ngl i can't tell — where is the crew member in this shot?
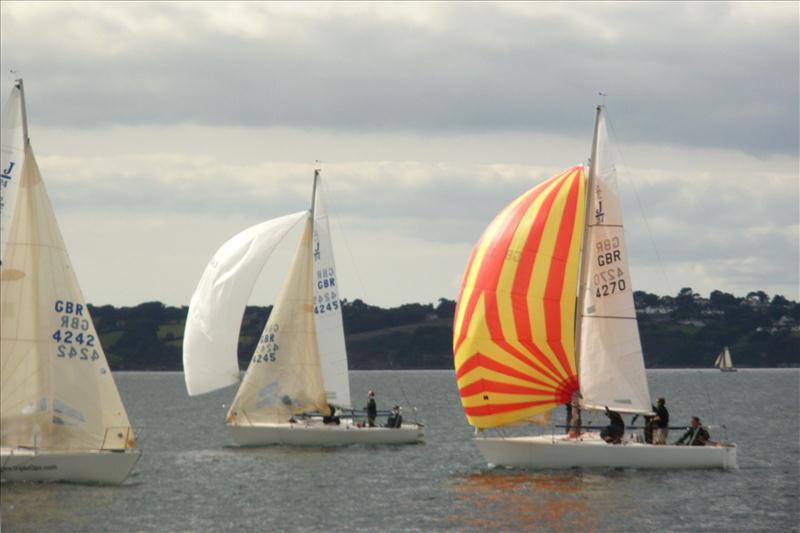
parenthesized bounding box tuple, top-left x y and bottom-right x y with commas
(385, 405, 402, 428)
(675, 416, 711, 446)
(652, 397, 669, 445)
(601, 407, 625, 444)
(365, 390, 377, 428)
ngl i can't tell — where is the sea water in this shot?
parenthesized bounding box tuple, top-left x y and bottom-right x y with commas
(1, 370, 798, 532)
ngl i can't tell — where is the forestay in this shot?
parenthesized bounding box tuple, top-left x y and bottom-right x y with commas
(312, 175, 351, 408)
(453, 167, 585, 429)
(227, 219, 328, 424)
(183, 210, 308, 396)
(577, 107, 652, 414)
(0, 80, 25, 265)
(1, 145, 133, 451)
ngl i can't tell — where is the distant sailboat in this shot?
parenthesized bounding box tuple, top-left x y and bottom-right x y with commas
(0, 79, 140, 483)
(714, 347, 736, 372)
(183, 170, 423, 446)
(452, 104, 737, 469)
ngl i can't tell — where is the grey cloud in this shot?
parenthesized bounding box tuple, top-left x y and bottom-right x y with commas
(1, 2, 797, 156)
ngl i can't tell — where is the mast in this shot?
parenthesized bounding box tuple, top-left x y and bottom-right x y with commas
(15, 78, 29, 147)
(573, 104, 603, 392)
(311, 167, 320, 220)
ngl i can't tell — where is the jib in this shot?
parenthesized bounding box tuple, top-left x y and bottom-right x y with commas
(317, 277, 336, 289)
(55, 300, 83, 315)
(597, 250, 621, 266)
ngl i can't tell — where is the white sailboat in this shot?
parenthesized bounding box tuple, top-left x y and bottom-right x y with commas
(0, 79, 140, 483)
(183, 170, 423, 446)
(453, 105, 737, 470)
(714, 346, 736, 372)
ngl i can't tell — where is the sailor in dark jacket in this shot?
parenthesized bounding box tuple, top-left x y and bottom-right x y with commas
(652, 397, 670, 445)
(385, 405, 402, 428)
(601, 407, 625, 444)
(365, 390, 377, 427)
(675, 416, 711, 446)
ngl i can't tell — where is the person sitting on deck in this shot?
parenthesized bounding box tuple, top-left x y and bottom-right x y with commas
(322, 404, 340, 425)
(675, 416, 711, 446)
(600, 407, 625, 444)
(385, 405, 403, 428)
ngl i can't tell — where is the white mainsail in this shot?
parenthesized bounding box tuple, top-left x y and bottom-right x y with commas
(0, 79, 26, 266)
(227, 218, 328, 424)
(312, 172, 351, 408)
(715, 347, 733, 369)
(1, 144, 133, 451)
(577, 106, 652, 414)
(183, 210, 308, 396)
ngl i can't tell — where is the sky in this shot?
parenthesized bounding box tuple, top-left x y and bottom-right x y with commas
(1, 1, 798, 308)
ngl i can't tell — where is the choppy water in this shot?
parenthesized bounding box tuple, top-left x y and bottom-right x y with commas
(1, 370, 798, 532)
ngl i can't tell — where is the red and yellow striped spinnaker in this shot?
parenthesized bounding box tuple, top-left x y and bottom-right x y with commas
(453, 166, 586, 429)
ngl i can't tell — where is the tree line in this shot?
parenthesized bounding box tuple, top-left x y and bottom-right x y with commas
(90, 289, 799, 371)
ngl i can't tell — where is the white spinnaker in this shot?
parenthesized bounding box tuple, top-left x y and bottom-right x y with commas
(578, 108, 652, 414)
(1, 81, 25, 266)
(0, 146, 133, 451)
(183, 210, 308, 396)
(312, 178, 351, 408)
(227, 218, 328, 424)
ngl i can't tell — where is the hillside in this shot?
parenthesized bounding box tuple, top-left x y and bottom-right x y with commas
(90, 288, 799, 371)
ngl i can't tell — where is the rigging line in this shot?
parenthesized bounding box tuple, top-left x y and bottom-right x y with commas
(319, 177, 369, 303)
(604, 109, 673, 297)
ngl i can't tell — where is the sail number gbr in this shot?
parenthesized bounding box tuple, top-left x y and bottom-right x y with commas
(52, 299, 101, 361)
(593, 238, 627, 298)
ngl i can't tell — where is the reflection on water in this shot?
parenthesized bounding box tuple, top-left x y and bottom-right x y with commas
(449, 471, 594, 531)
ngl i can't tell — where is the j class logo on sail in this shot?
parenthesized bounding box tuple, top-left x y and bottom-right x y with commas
(593, 237, 627, 298)
(252, 324, 280, 364)
(313, 237, 321, 261)
(51, 300, 101, 362)
(0, 161, 15, 212)
(1, 161, 15, 181)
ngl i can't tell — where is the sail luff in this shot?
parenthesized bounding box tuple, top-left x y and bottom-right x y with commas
(16, 79, 29, 147)
(1, 79, 26, 266)
(574, 105, 603, 385)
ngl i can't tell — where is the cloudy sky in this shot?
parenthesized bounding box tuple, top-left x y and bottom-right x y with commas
(1, 2, 798, 308)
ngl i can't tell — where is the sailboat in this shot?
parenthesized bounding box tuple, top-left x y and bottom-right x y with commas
(714, 347, 736, 372)
(183, 170, 423, 446)
(0, 79, 140, 483)
(452, 105, 737, 469)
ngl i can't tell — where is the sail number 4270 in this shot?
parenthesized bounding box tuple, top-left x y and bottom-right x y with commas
(594, 267, 627, 297)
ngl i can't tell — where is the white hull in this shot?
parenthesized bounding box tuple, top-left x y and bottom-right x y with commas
(475, 433, 737, 470)
(0, 447, 141, 484)
(227, 418, 424, 446)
